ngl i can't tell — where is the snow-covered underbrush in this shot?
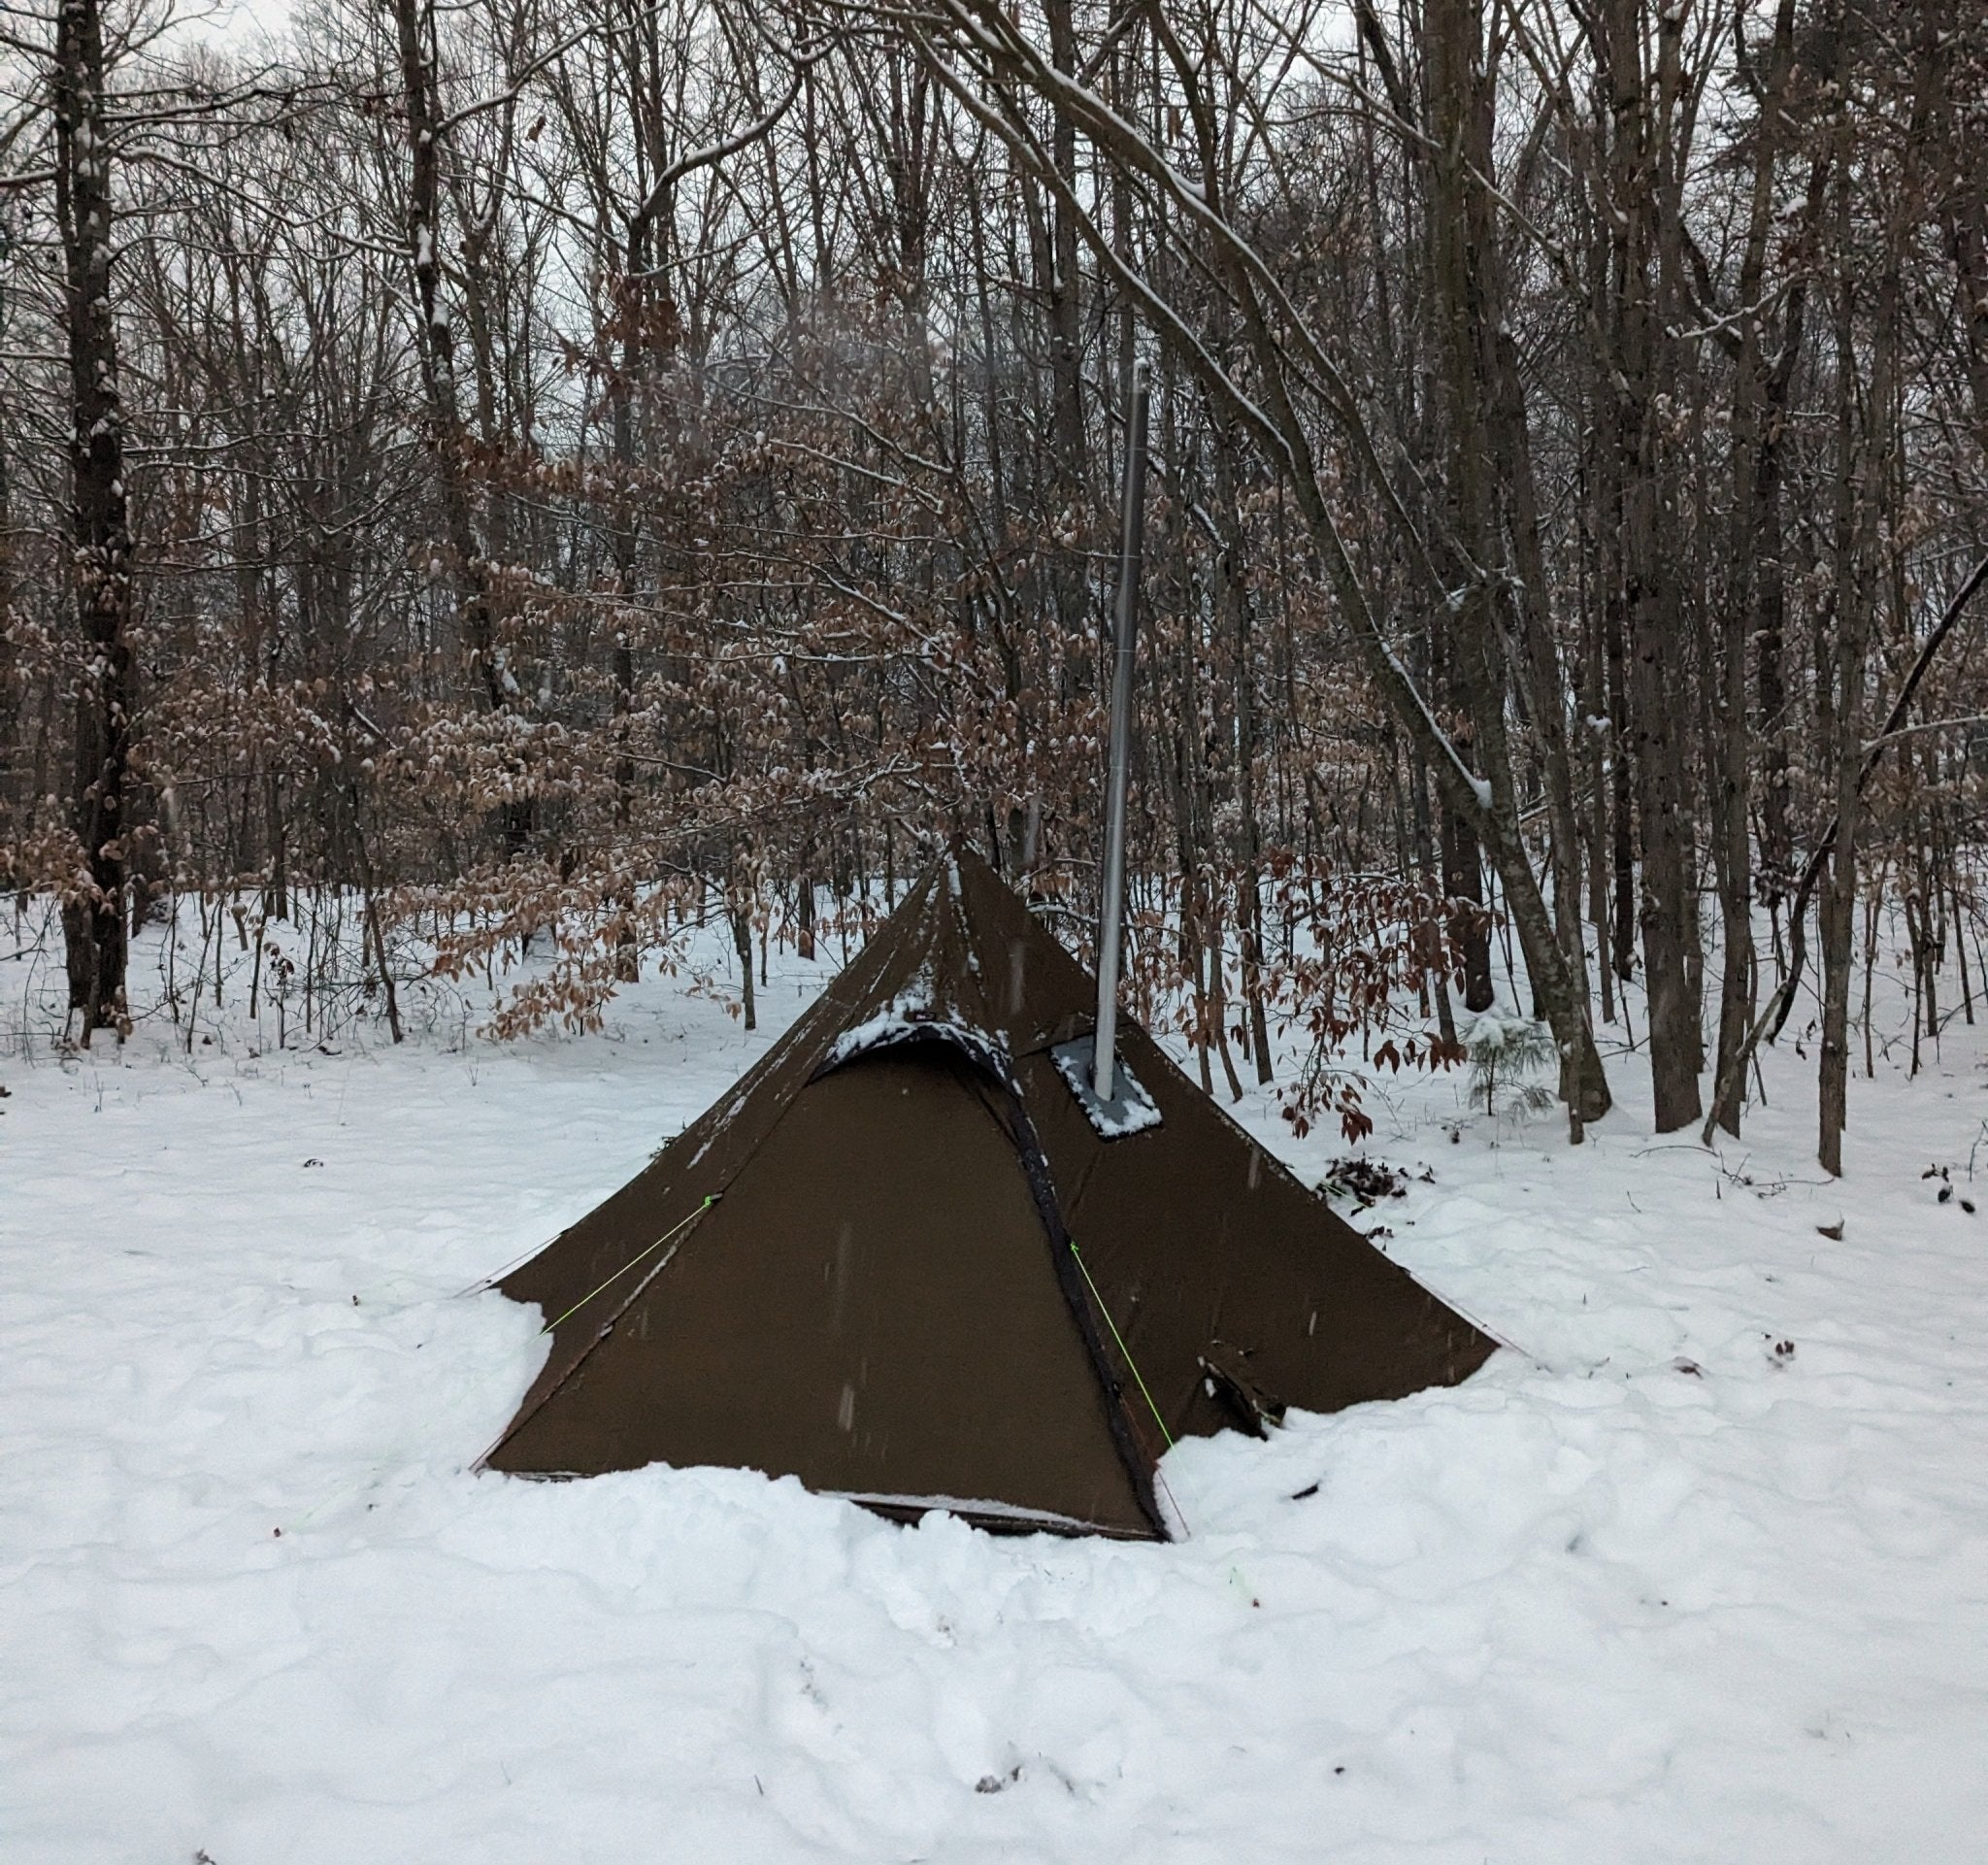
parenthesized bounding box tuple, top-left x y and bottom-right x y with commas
(3, 912, 1985, 1862)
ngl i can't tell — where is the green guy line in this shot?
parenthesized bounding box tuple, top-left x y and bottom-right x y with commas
(1070, 1240, 1176, 1449)
(542, 1195, 718, 1335)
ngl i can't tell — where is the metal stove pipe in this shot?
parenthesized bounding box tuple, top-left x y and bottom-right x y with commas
(1094, 365, 1150, 1104)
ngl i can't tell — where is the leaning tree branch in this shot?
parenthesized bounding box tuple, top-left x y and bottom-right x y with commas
(1701, 549, 1988, 1146)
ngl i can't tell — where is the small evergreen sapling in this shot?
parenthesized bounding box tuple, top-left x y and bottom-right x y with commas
(1465, 1012, 1557, 1118)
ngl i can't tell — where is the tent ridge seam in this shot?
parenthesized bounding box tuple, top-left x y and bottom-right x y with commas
(999, 1089, 1171, 1541)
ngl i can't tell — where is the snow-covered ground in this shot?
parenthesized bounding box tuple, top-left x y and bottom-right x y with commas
(4, 913, 1986, 1863)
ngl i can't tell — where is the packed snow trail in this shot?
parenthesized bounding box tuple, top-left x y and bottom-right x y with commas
(3, 942, 1986, 1863)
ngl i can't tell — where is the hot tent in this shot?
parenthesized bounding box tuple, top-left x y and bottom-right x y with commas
(483, 848, 1495, 1539)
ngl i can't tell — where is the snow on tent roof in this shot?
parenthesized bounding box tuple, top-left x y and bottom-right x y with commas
(481, 846, 1496, 1539)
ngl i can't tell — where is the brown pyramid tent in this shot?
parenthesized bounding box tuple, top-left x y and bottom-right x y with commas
(483, 848, 1496, 1540)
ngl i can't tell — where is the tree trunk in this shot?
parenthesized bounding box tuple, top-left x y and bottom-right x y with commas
(387, 0, 527, 859)
(1603, 0, 1701, 1130)
(54, 0, 132, 1041)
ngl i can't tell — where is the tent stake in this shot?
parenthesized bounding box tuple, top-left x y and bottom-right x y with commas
(1095, 364, 1150, 1104)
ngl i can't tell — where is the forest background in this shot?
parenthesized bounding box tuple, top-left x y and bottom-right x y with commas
(3, 0, 1986, 1171)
